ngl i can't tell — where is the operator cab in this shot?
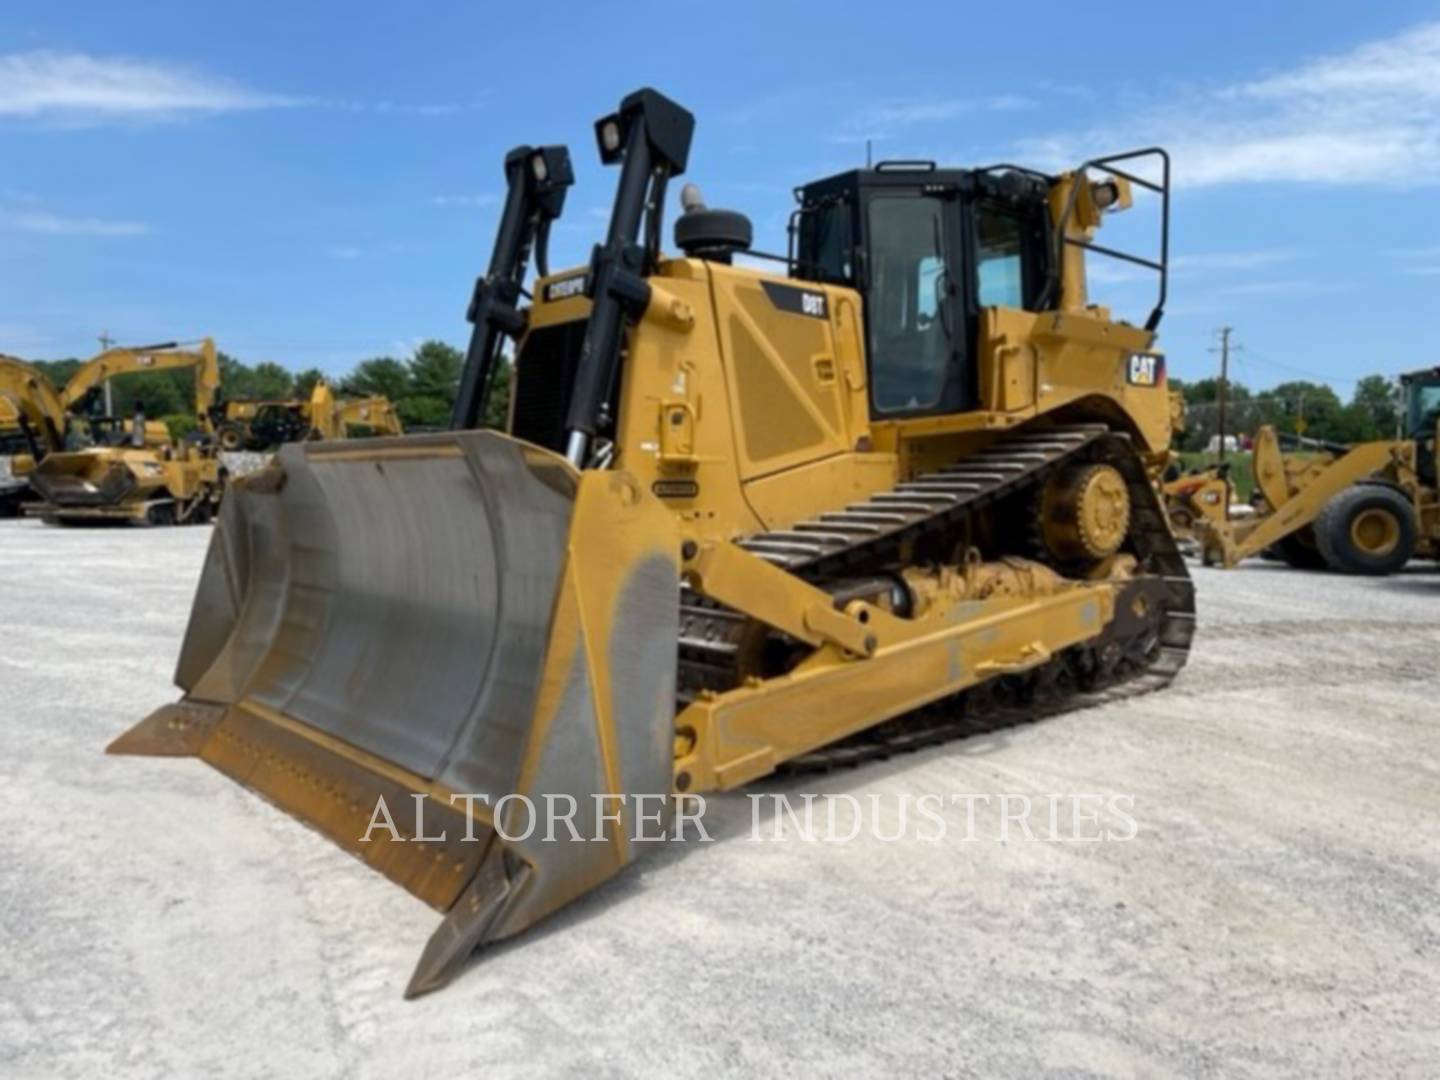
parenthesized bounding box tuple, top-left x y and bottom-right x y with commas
(1401, 367, 1440, 440)
(793, 163, 1053, 419)
(1401, 367, 1440, 485)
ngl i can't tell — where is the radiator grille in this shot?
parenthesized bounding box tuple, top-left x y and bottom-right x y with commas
(510, 320, 588, 454)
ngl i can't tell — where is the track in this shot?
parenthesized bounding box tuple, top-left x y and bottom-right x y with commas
(677, 422, 1196, 769)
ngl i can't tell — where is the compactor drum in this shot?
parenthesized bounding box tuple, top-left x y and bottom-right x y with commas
(115, 89, 1193, 995)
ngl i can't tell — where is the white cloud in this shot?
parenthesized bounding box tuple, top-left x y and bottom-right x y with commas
(327, 245, 364, 260)
(1215, 279, 1347, 297)
(344, 100, 483, 117)
(431, 193, 498, 208)
(836, 95, 1034, 142)
(1234, 24, 1440, 102)
(0, 209, 148, 236)
(374, 102, 461, 116)
(1021, 21, 1440, 187)
(1401, 265, 1440, 276)
(0, 50, 294, 121)
(1170, 250, 1301, 272)
(0, 50, 474, 125)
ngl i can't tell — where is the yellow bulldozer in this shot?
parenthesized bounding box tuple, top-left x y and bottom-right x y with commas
(213, 380, 402, 451)
(1175, 366, 1440, 573)
(29, 339, 226, 526)
(112, 90, 1193, 996)
(0, 355, 67, 516)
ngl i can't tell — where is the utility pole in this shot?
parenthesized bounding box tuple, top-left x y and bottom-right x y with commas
(1207, 326, 1239, 462)
(98, 331, 116, 417)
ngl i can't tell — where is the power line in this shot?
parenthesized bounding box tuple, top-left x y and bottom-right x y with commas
(1192, 338, 1372, 389)
(1238, 345, 1363, 385)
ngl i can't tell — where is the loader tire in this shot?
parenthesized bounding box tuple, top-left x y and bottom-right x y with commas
(1271, 527, 1327, 570)
(216, 423, 247, 452)
(144, 501, 177, 526)
(1315, 484, 1415, 576)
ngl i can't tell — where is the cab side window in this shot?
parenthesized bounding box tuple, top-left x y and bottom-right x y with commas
(975, 205, 1026, 309)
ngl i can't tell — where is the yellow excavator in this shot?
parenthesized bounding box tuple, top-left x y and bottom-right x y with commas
(29, 339, 225, 525)
(0, 355, 67, 516)
(213, 380, 403, 450)
(1177, 367, 1440, 573)
(113, 90, 1193, 996)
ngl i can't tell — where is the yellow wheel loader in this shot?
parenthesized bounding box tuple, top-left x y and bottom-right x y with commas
(1181, 367, 1440, 573)
(0, 356, 67, 516)
(113, 90, 1194, 996)
(29, 339, 225, 526)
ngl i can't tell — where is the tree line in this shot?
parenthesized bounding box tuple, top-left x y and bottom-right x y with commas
(1172, 374, 1401, 451)
(27, 339, 1401, 452)
(30, 340, 511, 438)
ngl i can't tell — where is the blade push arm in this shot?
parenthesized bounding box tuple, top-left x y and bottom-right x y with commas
(451, 145, 575, 431)
(562, 88, 693, 466)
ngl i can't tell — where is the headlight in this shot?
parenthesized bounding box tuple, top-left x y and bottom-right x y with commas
(600, 119, 622, 154)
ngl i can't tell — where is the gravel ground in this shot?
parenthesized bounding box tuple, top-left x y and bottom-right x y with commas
(1, 516, 1437, 1078)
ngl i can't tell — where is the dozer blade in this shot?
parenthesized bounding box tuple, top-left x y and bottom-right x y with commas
(110, 431, 680, 996)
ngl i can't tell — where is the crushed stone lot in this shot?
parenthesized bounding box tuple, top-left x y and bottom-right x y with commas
(1, 516, 1437, 1078)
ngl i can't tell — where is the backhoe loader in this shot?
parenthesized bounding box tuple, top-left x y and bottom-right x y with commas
(213, 380, 402, 450)
(1180, 367, 1440, 573)
(113, 89, 1193, 996)
(29, 339, 225, 525)
(0, 355, 66, 516)
(309, 382, 404, 440)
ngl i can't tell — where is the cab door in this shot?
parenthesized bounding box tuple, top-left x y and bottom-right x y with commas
(860, 188, 970, 419)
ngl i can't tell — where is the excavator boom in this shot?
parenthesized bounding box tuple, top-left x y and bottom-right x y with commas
(60, 338, 220, 429)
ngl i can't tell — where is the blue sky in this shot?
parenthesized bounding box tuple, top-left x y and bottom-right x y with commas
(1, 1, 1438, 393)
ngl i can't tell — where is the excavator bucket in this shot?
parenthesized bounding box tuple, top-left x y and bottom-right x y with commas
(110, 430, 680, 996)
